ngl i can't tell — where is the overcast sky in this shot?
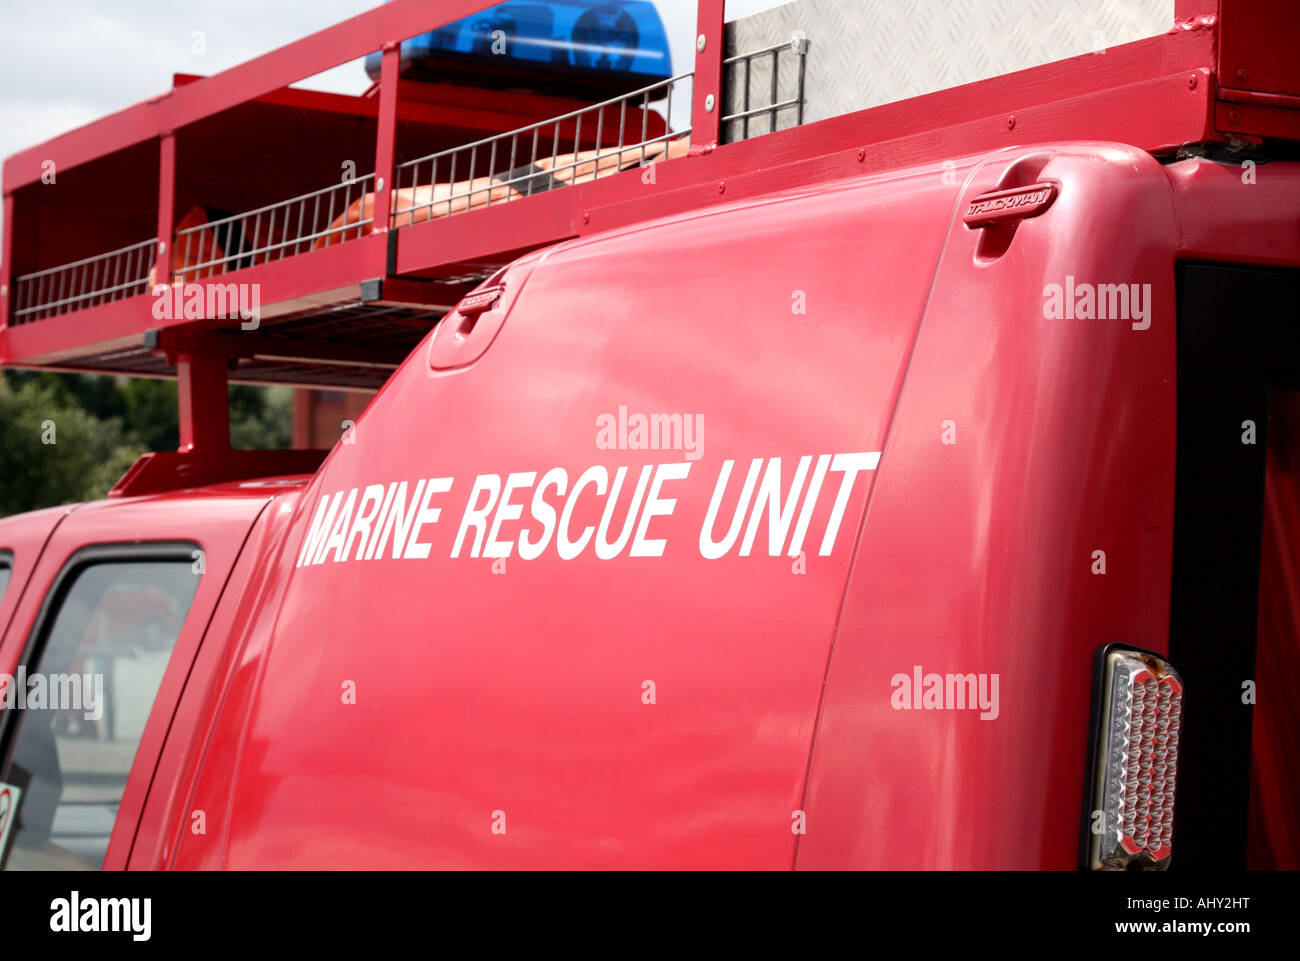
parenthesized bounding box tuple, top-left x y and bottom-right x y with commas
(0, 1, 786, 175)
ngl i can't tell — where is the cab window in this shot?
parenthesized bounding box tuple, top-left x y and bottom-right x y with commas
(0, 553, 198, 870)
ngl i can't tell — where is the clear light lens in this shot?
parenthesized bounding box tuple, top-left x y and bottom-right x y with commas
(1090, 648, 1184, 870)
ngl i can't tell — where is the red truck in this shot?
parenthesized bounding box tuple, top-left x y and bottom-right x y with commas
(0, 0, 1297, 871)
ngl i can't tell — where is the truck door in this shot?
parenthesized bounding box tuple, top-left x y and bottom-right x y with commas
(0, 506, 72, 646)
(0, 491, 270, 870)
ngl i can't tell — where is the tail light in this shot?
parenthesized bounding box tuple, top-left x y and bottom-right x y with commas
(1084, 645, 1185, 871)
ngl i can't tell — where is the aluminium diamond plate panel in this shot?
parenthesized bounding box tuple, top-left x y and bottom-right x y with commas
(722, 0, 1175, 142)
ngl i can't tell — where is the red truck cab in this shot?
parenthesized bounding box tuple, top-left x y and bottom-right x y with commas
(1, 0, 1298, 871)
(0, 478, 308, 868)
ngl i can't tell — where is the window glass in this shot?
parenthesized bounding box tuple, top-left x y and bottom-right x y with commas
(1, 559, 198, 870)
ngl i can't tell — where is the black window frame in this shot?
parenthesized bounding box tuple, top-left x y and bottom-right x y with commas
(0, 550, 12, 602)
(0, 541, 200, 787)
(1169, 262, 1300, 870)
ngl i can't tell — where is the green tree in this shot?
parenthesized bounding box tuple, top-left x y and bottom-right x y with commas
(230, 385, 293, 450)
(0, 376, 143, 516)
(122, 379, 180, 452)
(2, 371, 299, 517)
(2, 370, 127, 421)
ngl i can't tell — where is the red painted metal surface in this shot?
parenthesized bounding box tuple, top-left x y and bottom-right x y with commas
(798, 145, 1182, 869)
(1, 0, 1299, 871)
(397, 28, 1220, 277)
(1218, 0, 1300, 100)
(0, 2, 1232, 386)
(0, 140, 1297, 869)
(1, 233, 389, 367)
(0, 505, 73, 644)
(175, 353, 230, 453)
(54, 142, 1272, 869)
(163, 164, 957, 868)
(108, 452, 328, 499)
(0, 486, 287, 869)
(691, 0, 726, 150)
(128, 484, 308, 869)
(1209, 0, 1300, 141)
(1166, 156, 1300, 267)
(371, 46, 402, 238)
(155, 136, 175, 299)
(0, 194, 12, 327)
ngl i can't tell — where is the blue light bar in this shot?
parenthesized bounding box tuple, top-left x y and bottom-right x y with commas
(365, 1, 672, 96)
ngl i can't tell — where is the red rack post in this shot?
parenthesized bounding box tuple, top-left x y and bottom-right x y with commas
(155, 134, 176, 291)
(370, 43, 402, 238)
(0, 194, 13, 329)
(691, 0, 726, 150)
(176, 352, 229, 453)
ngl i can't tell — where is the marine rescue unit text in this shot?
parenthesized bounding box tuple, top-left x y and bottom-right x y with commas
(296, 452, 881, 566)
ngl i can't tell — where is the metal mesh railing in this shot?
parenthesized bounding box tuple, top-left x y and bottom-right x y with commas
(171, 174, 376, 283)
(6, 37, 814, 325)
(391, 72, 692, 227)
(722, 33, 809, 143)
(11, 237, 157, 323)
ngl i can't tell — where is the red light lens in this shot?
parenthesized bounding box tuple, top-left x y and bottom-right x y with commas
(1089, 648, 1184, 870)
